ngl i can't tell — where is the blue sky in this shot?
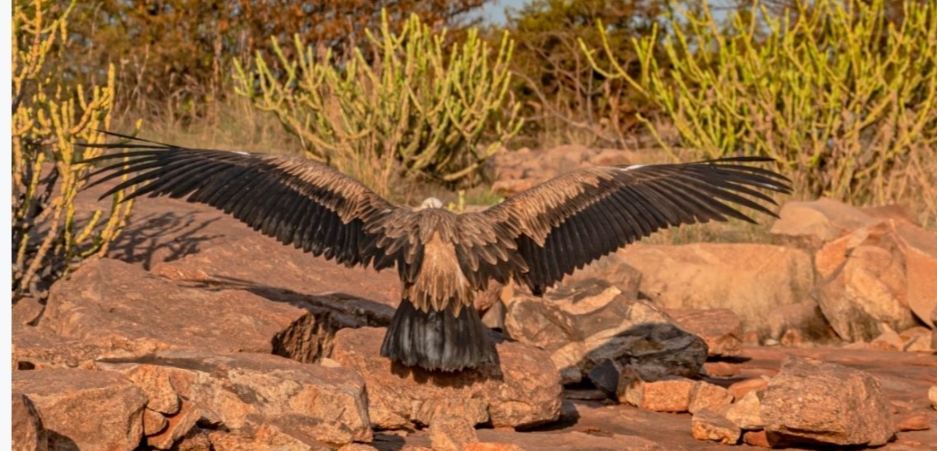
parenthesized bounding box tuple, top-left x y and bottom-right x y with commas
(480, 0, 528, 24)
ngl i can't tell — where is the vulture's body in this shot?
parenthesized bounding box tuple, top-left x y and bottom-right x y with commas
(81, 132, 791, 372)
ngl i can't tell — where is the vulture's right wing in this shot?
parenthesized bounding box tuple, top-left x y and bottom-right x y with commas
(470, 157, 792, 295)
(80, 132, 416, 275)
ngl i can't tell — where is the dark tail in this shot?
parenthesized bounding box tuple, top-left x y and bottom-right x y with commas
(380, 299, 495, 372)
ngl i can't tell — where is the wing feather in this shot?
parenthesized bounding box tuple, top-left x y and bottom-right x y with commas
(80, 132, 411, 270)
(472, 157, 791, 294)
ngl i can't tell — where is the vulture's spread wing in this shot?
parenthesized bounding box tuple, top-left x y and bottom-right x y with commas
(473, 157, 792, 295)
(80, 132, 414, 274)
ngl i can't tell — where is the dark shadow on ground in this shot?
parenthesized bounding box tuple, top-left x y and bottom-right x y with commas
(109, 211, 222, 269)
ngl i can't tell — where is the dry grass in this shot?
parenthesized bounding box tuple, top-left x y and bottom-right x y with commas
(112, 95, 305, 157)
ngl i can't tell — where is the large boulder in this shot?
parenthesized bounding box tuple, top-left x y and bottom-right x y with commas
(329, 327, 562, 429)
(503, 279, 707, 385)
(29, 257, 389, 369)
(760, 355, 896, 447)
(617, 243, 814, 335)
(812, 220, 936, 342)
(95, 349, 372, 448)
(12, 369, 147, 451)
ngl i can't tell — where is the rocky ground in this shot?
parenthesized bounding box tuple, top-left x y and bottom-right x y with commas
(12, 145, 937, 450)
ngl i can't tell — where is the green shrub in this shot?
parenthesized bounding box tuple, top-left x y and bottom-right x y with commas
(586, 0, 937, 224)
(233, 10, 522, 197)
(12, 0, 135, 301)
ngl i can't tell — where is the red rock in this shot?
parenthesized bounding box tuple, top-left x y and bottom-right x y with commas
(892, 220, 937, 328)
(617, 243, 814, 334)
(147, 399, 201, 449)
(667, 308, 742, 357)
(760, 355, 896, 447)
(897, 414, 931, 431)
(12, 393, 46, 451)
(813, 224, 916, 342)
(691, 408, 741, 445)
(464, 443, 527, 451)
(688, 381, 733, 414)
(339, 444, 380, 451)
(143, 408, 169, 437)
(769, 198, 890, 250)
(12, 369, 147, 451)
(703, 361, 739, 378)
(508, 283, 707, 385)
(930, 386, 937, 410)
(870, 326, 905, 351)
(728, 378, 769, 401)
(741, 430, 770, 447)
(429, 417, 479, 451)
(40, 258, 315, 359)
(330, 327, 561, 429)
(96, 349, 371, 446)
(726, 391, 765, 430)
(766, 301, 837, 345)
(899, 327, 934, 352)
(618, 371, 696, 413)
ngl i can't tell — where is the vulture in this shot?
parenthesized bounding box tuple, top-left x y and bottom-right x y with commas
(80, 132, 791, 372)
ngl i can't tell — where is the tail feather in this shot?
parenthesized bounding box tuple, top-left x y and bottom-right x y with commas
(380, 299, 495, 372)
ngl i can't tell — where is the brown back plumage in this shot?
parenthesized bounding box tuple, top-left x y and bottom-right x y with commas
(80, 131, 791, 371)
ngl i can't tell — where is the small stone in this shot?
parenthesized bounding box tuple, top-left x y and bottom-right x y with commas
(691, 408, 741, 445)
(688, 381, 733, 414)
(870, 326, 904, 351)
(147, 399, 200, 449)
(429, 417, 479, 451)
(929, 386, 937, 410)
(704, 361, 739, 378)
(617, 370, 695, 413)
(726, 391, 765, 430)
(779, 329, 804, 347)
(728, 378, 768, 401)
(143, 408, 168, 437)
(741, 430, 771, 448)
(666, 308, 742, 357)
(338, 444, 380, 451)
(464, 443, 527, 451)
(897, 415, 931, 432)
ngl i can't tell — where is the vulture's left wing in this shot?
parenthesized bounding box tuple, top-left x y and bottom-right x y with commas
(80, 132, 413, 273)
(472, 157, 792, 295)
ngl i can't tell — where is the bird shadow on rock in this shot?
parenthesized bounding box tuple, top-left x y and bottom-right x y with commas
(108, 211, 223, 269)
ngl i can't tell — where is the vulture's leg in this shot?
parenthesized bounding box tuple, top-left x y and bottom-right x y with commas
(380, 299, 495, 372)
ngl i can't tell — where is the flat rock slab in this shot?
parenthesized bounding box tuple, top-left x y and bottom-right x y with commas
(12, 369, 147, 451)
(83, 180, 403, 307)
(95, 349, 372, 447)
(37, 258, 311, 364)
(330, 327, 562, 429)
